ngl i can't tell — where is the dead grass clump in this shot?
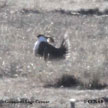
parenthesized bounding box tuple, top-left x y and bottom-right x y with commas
(3, 62, 23, 78)
(78, 8, 108, 16)
(78, 8, 101, 15)
(41, 106, 52, 108)
(21, 8, 40, 14)
(81, 73, 107, 90)
(0, 0, 7, 9)
(87, 78, 107, 90)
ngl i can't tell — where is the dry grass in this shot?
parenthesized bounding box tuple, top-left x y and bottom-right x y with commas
(0, 2, 108, 88)
(0, 1, 108, 108)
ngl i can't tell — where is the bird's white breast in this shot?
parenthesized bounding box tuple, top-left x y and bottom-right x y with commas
(33, 37, 47, 52)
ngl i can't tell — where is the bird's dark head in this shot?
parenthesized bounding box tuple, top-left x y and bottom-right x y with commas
(37, 34, 46, 38)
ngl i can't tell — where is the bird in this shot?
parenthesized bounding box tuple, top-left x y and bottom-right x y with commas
(33, 34, 70, 61)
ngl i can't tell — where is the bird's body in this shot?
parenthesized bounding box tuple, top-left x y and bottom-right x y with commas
(33, 34, 70, 61)
(33, 36, 47, 55)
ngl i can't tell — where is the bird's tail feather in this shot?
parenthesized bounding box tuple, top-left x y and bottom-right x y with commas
(60, 31, 71, 59)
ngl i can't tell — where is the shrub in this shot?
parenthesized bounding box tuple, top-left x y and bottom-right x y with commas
(45, 74, 80, 88)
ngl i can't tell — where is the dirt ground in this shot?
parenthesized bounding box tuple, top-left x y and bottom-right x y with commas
(0, 0, 108, 108)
